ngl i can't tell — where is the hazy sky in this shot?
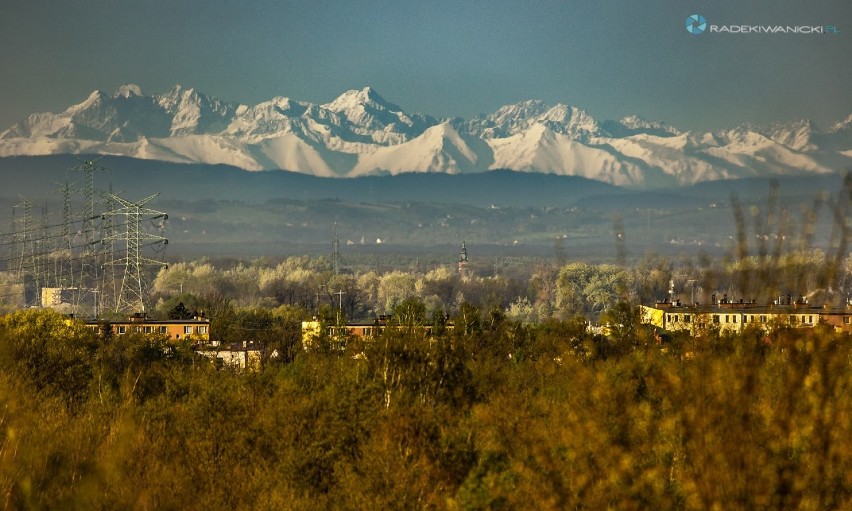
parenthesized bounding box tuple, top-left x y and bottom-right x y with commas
(1, 0, 850, 132)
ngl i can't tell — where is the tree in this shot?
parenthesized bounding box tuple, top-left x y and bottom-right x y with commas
(0, 309, 97, 408)
(506, 297, 538, 325)
(556, 262, 632, 319)
(168, 301, 195, 320)
(392, 297, 426, 328)
(599, 301, 642, 355)
(377, 271, 417, 314)
(454, 302, 482, 337)
(417, 266, 459, 309)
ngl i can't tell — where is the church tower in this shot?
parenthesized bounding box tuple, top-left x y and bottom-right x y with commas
(458, 241, 469, 276)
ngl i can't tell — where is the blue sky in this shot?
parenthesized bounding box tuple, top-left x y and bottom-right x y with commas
(1, 0, 850, 132)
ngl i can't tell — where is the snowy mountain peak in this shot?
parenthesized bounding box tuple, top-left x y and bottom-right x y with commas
(323, 87, 395, 113)
(831, 114, 852, 133)
(356, 86, 383, 104)
(166, 83, 189, 95)
(468, 100, 600, 141)
(321, 87, 437, 143)
(599, 115, 680, 138)
(113, 84, 143, 99)
(351, 121, 493, 176)
(0, 85, 849, 187)
(718, 126, 773, 147)
(421, 122, 464, 144)
(619, 115, 679, 135)
(159, 84, 198, 105)
(761, 118, 816, 151)
(271, 97, 308, 116)
(721, 119, 818, 152)
(153, 85, 238, 137)
(491, 100, 550, 121)
(70, 90, 109, 113)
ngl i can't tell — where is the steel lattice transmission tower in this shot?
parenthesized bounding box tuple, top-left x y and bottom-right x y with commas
(12, 197, 37, 306)
(12, 197, 33, 279)
(103, 193, 168, 313)
(70, 158, 111, 313)
(332, 222, 340, 275)
(56, 181, 75, 289)
(99, 182, 119, 309)
(71, 158, 108, 248)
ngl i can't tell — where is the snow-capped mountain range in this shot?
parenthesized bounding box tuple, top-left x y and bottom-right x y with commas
(2, 84, 851, 188)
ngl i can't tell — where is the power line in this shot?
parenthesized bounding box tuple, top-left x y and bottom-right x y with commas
(0, 158, 168, 318)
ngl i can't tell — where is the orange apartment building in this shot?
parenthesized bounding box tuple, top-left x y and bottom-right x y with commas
(84, 313, 211, 342)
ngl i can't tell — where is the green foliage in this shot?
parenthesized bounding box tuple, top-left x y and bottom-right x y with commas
(556, 261, 633, 319)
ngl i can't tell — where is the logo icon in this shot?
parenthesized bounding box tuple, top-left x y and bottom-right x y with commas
(686, 14, 707, 35)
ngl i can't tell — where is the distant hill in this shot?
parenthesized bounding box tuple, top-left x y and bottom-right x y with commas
(0, 154, 844, 210)
(0, 155, 618, 208)
(0, 155, 844, 260)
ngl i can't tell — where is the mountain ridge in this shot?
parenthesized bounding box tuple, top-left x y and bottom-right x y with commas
(1, 84, 850, 188)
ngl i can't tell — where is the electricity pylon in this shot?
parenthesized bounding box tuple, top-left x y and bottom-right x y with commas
(332, 222, 340, 275)
(12, 197, 32, 279)
(103, 193, 168, 314)
(12, 197, 36, 305)
(70, 158, 110, 314)
(55, 181, 75, 289)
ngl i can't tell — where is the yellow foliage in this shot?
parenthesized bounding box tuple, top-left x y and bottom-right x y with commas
(0, 308, 850, 509)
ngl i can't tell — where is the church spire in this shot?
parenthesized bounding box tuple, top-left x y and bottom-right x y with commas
(458, 241, 469, 276)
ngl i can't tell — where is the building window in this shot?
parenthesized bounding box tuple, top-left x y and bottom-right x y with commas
(117, 326, 126, 334)
(725, 315, 730, 323)
(159, 326, 168, 334)
(684, 314, 691, 323)
(144, 326, 153, 334)
(197, 326, 208, 334)
(732, 316, 737, 323)
(807, 315, 813, 324)
(184, 326, 193, 335)
(673, 315, 678, 323)
(760, 315, 767, 323)
(845, 317, 850, 325)
(790, 316, 797, 324)
(713, 315, 720, 324)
